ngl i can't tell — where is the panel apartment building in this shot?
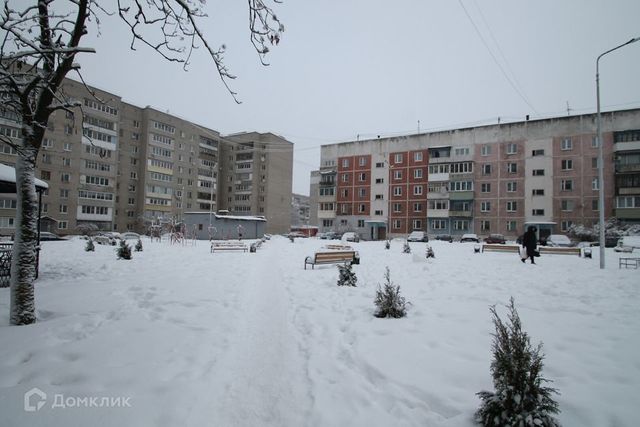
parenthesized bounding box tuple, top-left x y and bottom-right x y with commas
(310, 109, 640, 241)
(0, 77, 293, 236)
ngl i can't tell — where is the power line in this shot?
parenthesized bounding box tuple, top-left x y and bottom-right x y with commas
(457, 0, 539, 115)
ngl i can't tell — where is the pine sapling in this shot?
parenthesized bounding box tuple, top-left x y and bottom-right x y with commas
(135, 238, 143, 252)
(336, 262, 357, 287)
(385, 240, 390, 250)
(476, 297, 561, 427)
(402, 242, 411, 253)
(117, 239, 132, 260)
(374, 267, 408, 318)
(85, 238, 95, 252)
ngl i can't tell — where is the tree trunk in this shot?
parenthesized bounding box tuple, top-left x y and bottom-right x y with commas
(10, 144, 39, 325)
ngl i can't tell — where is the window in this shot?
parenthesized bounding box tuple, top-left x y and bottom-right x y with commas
(393, 203, 402, 213)
(591, 135, 599, 148)
(507, 182, 517, 192)
(375, 162, 384, 168)
(61, 173, 70, 182)
(481, 183, 491, 193)
(393, 186, 402, 196)
(561, 179, 573, 191)
(393, 219, 401, 229)
(592, 157, 598, 169)
(561, 137, 573, 150)
(341, 158, 349, 168)
(532, 149, 545, 157)
(481, 145, 491, 156)
(59, 189, 69, 199)
(58, 221, 68, 230)
(413, 169, 423, 179)
(431, 219, 446, 230)
(482, 164, 492, 175)
(375, 178, 384, 184)
(592, 178, 599, 190)
(59, 204, 68, 214)
(42, 138, 53, 148)
(41, 171, 51, 180)
(413, 203, 422, 212)
(455, 147, 470, 156)
(358, 188, 366, 198)
(322, 219, 333, 227)
(374, 210, 383, 216)
(358, 157, 366, 166)
(0, 199, 16, 209)
(480, 201, 491, 212)
(533, 169, 545, 176)
(481, 220, 491, 231)
(63, 142, 72, 151)
(592, 199, 599, 211)
(561, 159, 573, 170)
(340, 189, 348, 198)
(506, 143, 517, 154)
(453, 220, 469, 230)
(130, 172, 138, 180)
(532, 189, 544, 196)
(532, 209, 545, 216)
(358, 204, 366, 213)
(357, 219, 365, 227)
(506, 201, 517, 212)
(393, 170, 402, 180)
(561, 220, 574, 232)
(428, 200, 449, 210)
(128, 197, 135, 205)
(394, 153, 403, 164)
(41, 153, 51, 164)
(413, 185, 423, 196)
(341, 173, 349, 183)
(506, 221, 517, 232)
(450, 181, 473, 192)
(507, 163, 517, 173)
(561, 200, 574, 211)
(412, 220, 422, 230)
(358, 172, 366, 182)
(62, 157, 71, 167)
(414, 152, 423, 162)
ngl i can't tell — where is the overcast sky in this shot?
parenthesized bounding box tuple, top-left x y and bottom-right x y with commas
(76, 0, 640, 195)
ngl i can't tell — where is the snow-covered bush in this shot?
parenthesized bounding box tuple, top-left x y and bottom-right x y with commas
(135, 239, 143, 252)
(85, 239, 95, 252)
(385, 240, 390, 250)
(476, 297, 560, 427)
(374, 267, 408, 318)
(402, 242, 411, 254)
(117, 240, 132, 260)
(568, 218, 640, 242)
(337, 262, 357, 287)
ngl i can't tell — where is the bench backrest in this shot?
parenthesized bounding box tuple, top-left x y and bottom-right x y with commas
(315, 251, 355, 262)
(538, 246, 581, 255)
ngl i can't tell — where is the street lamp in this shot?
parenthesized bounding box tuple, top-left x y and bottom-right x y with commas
(596, 36, 640, 269)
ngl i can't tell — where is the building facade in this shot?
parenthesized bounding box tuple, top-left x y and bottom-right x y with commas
(311, 109, 640, 240)
(0, 77, 293, 237)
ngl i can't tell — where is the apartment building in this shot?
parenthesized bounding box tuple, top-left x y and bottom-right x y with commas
(311, 109, 640, 240)
(0, 77, 293, 236)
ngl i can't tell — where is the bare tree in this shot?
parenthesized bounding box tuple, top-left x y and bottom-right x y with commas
(0, 0, 284, 325)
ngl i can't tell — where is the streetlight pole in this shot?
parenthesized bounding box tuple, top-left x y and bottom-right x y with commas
(596, 36, 640, 269)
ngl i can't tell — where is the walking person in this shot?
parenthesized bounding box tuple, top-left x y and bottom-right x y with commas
(521, 226, 538, 264)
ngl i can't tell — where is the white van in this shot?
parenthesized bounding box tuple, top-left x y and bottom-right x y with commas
(614, 236, 640, 253)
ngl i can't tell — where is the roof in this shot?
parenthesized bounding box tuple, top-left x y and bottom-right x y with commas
(0, 163, 49, 191)
(183, 212, 267, 222)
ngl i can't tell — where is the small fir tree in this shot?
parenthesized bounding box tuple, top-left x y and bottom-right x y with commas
(385, 240, 390, 250)
(374, 267, 408, 318)
(117, 240, 132, 260)
(402, 242, 411, 254)
(426, 245, 435, 258)
(85, 238, 95, 252)
(476, 297, 561, 427)
(336, 262, 357, 287)
(135, 239, 143, 252)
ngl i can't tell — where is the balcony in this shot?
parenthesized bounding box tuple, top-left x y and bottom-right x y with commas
(615, 164, 640, 173)
(449, 210, 473, 217)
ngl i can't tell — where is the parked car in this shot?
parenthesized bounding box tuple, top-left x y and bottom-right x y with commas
(341, 232, 360, 242)
(484, 233, 506, 244)
(435, 234, 453, 243)
(287, 231, 306, 239)
(407, 231, 428, 242)
(614, 235, 640, 253)
(460, 233, 479, 243)
(39, 232, 66, 241)
(94, 233, 117, 245)
(121, 232, 141, 240)
(545, 234, 573, 247)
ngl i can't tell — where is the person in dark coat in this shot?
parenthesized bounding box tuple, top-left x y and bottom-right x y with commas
(521, 226, 538, 264)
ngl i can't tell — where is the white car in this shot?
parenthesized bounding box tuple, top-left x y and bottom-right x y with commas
(121, 232, 141, 240)
(407, 231, 428, 242)
(460, 233, 479, 243)
(614, 236, 640, 253)
(545, 234, 573, 247)
(341, 232, 360, 242)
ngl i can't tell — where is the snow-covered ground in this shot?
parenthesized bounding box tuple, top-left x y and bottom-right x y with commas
(1, 236, 638, 427)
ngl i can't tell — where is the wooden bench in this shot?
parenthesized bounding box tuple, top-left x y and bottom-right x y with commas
(538, 246, 582, 256)
(304, 250, 360, 270)
(619, 257, 640, 269)
(482, 244, 520, 253)
(211, 241, 248, 253)
(250, 239, 265, 253)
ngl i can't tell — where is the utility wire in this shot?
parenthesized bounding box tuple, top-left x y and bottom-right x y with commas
(457, 0, 539, 116)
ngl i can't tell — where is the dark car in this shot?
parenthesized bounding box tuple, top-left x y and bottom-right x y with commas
(435, 234, 453, 243)
(484, 233, 506, 244)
